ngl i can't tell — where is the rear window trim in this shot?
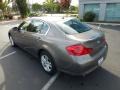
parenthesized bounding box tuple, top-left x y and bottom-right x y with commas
(56, 19, 91, 35)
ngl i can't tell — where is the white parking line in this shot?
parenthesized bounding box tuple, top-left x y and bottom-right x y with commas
(0, 42, 10, 57)
(41, 73, 60, 90)
(0, 51, 16, 60)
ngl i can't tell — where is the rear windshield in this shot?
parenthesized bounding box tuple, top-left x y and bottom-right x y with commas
(57, 18, 91, 34)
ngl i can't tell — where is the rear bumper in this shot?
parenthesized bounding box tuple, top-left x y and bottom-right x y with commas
(59, 44, 108, 76)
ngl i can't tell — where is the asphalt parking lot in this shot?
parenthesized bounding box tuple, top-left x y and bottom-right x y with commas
(0, 22, 120, 90)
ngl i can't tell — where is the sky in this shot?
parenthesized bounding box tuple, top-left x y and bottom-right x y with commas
(28, 0, 78, 6)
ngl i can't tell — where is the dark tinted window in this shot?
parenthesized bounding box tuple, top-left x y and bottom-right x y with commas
(57, 19, 91, 34)
(19, 20, 49, 34)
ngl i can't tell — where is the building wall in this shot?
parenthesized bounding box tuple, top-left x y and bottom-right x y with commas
(79, 0, 120, 4)
(79, 0, 120, 21)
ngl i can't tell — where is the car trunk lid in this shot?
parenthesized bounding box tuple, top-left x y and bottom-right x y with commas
(67, 30, 106, 55)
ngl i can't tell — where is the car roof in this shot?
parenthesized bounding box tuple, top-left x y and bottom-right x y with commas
(28, 16, 76, 23)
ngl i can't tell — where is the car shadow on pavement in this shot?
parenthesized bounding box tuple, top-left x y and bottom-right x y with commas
(0, 46, 51, 90)
(1, 46, 120, 90)
(49, 67, 120, 90)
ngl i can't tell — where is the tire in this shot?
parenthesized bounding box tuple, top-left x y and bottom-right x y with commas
(9, 35, 16, 47)
(40, 51, 57, 75)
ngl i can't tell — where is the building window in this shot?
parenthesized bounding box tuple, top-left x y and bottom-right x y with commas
(105, 3, 120, 21)
(84, 4, 100, 20)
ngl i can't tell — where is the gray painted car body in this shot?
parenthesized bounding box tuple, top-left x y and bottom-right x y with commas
(8, 17, 108, 75)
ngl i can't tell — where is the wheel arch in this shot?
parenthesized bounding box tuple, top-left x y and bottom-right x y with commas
(8, 32, 11, 38)
(37, 47, 58, 70)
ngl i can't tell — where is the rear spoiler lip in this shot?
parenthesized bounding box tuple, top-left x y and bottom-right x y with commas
(66, 34, 103, 42)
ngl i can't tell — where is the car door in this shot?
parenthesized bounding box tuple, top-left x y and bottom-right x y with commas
(22, 19, 50, 56)
(12, 21, 30, 47)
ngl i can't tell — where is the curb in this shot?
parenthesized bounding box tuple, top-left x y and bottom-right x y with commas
(0, 20, 21, 25)
(0, 42, 10, 57)
(86, 22, 120, 26)
(0, 20, 15, 24)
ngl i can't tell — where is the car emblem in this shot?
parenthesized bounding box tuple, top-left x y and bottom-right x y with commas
(97, 40, 100, 44)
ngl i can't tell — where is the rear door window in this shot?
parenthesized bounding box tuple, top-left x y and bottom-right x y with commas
(26, 20, 43, 33)
(40, 23, 49, 34)
(27, 20, 49, 34)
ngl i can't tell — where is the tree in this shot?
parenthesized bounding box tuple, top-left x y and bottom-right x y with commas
(58, 0, 71, 10)
(0, 1, 8, 13)
(43, 0, 60, 13)
(46, 0, 54, 3)
(0, 1, 10, 19)
(69, 6, 78, 13)
(53, 2, 60, 13)
(32, 3, 42, 12)
(12, 2, 18, 13)
(16, 0, 29, 18)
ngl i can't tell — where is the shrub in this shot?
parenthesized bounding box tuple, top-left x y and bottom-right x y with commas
(0, 15, 3, 20)
(29, 13, 39, 17)
(32, 3, 42, 12)
(3, 15, 7, 19)
(8, 14, 13, 19)
(83, 11, 96, 22)
(70, 14, 78, 17)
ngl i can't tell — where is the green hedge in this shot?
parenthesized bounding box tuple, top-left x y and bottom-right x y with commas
(83, 11, 96, 22)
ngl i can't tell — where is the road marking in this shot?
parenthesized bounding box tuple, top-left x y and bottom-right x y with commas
(0, 42, 10, 57)
(41, 73, 60, 90)
(0, 51, 16, 60)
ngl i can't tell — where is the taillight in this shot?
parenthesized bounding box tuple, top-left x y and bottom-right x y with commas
(66, 44, 93, 56)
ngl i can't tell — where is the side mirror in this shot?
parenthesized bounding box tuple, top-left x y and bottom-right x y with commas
(13, 27, 18, 31)
(18, 27, 26, 33)
(13, 27, 23, 33)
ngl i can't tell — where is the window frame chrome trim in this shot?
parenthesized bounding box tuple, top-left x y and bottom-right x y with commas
(31, 19, 50, 36)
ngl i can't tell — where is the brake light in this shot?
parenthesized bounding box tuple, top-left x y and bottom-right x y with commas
(66, 44, 93, 56)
